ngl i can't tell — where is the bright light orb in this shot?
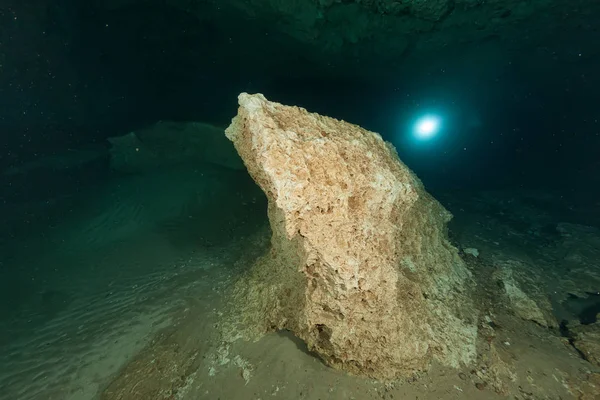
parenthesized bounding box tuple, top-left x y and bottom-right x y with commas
(413, 115, 441, 140)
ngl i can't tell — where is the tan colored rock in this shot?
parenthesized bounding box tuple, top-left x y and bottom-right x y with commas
(571, 323, 600, 367)
(224, 93, 477, 379)
(493, 261, 556, 328)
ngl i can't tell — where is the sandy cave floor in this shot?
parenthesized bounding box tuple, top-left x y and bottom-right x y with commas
(1, 168, 600, 400)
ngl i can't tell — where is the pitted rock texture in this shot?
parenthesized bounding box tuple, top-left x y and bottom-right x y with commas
(224, 93, 477, 379)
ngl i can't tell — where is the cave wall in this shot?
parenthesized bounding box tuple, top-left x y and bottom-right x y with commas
(1, 0, 599, 188)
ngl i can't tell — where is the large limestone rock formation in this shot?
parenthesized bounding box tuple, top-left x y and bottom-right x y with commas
(224, 93, 477, 379)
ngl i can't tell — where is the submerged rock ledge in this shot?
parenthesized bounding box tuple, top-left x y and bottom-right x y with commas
(224, 93, 477, 379)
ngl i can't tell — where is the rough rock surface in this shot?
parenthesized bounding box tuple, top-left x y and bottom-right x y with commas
(492, 260, 557, 328)
(571, 323, 600, 367)
(224, 93, 477, 379)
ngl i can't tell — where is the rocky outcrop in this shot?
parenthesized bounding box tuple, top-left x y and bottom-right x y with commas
(492, 260, 557, 328)
(571, 323, 600, 367)
(224, 93, 477, 379)
(554, 224, 600, 298)
(108, 121, 244, 173)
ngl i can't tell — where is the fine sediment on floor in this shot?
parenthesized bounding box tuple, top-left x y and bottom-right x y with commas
(223, 93, 477, 379)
